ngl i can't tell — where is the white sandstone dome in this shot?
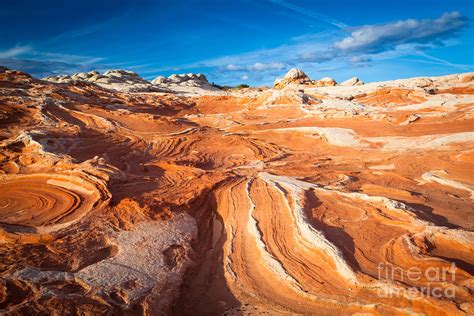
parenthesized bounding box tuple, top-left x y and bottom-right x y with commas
(339, 77, 364, 86)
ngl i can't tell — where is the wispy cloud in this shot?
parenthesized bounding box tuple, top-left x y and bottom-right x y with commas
(224, 62, 285, 72)
(29, 51, 105, 65)
(302, 12, 467, 62)
(269, 0, 348, 29)
(399, 56, 474, 70)
(172, 11, 470, 85)
(0, 12, 133, 77)
(47, 14, 127, 44)
(0, 42, 105, 65)
(1, 7, 470, 85)
(340, 43, 474, 71)
(0, 43, 108, 77)
(0, 58, 109, 77)
(0, 45, 32, 58)
(334, 11, 467, 53)
(415, 51, 473, 71)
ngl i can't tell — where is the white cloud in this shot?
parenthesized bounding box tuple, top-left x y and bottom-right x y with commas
(225, 64, 241, 71)
(30, 51, 104, 64)
(334, 11, 466, 53)
(224, 62, 286, 72)
(0, 44, 104, 68)
(4, 11, 468, 85)
(0, 45, 32, 58)
(297, 11, 468, 65)
(0, 58, 108, 78)
(248, 62, 285, 71)
(174, 10, 468, 81)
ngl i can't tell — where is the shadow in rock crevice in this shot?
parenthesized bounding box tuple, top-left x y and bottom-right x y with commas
(303, 190, 362, 272)
(396, 200, 462, 230)
(173, 180, 241, 316)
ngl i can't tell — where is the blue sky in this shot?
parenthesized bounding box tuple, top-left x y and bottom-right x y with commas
(1, 0, 473, 85)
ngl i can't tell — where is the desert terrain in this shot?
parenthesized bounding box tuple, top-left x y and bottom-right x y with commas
(0, 66, 473, 315)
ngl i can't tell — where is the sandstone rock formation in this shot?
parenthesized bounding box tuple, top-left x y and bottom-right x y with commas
(340, 76, 364, 86)
(151, 73, 221, 94)
(44, 70, 221, 95)
(274, 68, 337, 88)
(1, 66, 474, 315)
(312, 76, 337, 87)
(44, 69, 160, 93)
(152, 73, 207, 84)
(274, 68, 312, 88)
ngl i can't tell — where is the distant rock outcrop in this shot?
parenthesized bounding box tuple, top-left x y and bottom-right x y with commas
(44, 70, 160, 93)
(274, 68, 312, 89)
(312, 77, 337, 87)
(151, 73, 221, 95)
(152, 73, 207, 84)
(274, 68, 337, 88)
(339, 77, 364, 86)
(43, 70, 222, 95)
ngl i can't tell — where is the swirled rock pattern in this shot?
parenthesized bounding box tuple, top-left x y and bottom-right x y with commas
(0, 173, 103, 232)
(0, 66, 473, 315)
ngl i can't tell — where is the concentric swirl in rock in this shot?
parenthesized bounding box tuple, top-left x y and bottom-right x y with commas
(0, 174, 103, 232)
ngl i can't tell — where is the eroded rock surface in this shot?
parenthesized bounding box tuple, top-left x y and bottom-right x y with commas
(340, 76, 364, 86)
(1, 66, 474, 315)
(44, 70, 221, 95)
(274, 68, 312, 88)
(44, 69, 160, 93)
(274, 68, 342, 89)
(151, 73, 222, 95)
